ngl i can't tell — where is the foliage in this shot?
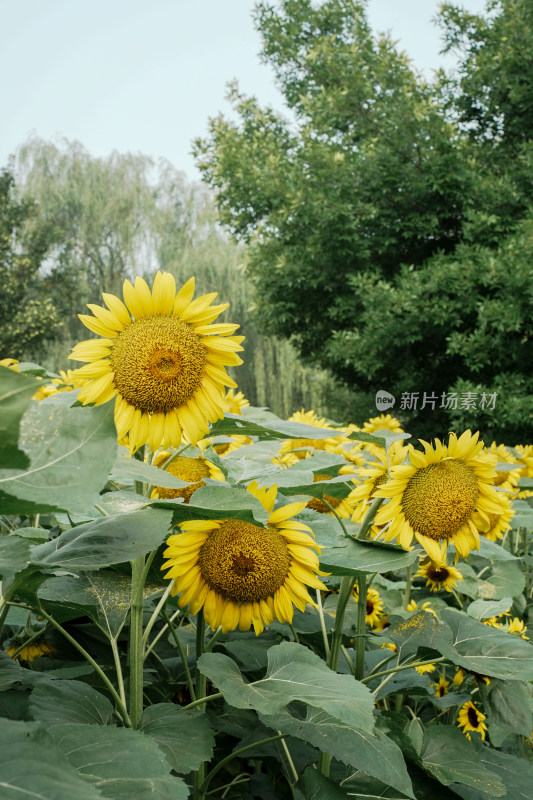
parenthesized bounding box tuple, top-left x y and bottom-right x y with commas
(1, 361, 533, 797)
(0, 165, 62, 358)
(194, 0, 533, 440)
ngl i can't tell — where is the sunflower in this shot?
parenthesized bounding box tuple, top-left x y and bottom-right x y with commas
(406, 599, 437, 617)
(433, 676, 450, 697)
(306, 473, 358, 518)
(350, 441, 408, 524)
(224, 389, 250, 415)
(505, 617, 529, 639)
(373, 430, 505, 562)
(5, 640, 55, 662)
(416, 662, 436, 675)
(416, 561, 463, 593)
(457, 701, 488, 741)
(69, 272, 243, 452)
(485, 442, 522, 493)
(161, 481, 327, 634)
(480, 493, 515, 542)
(276, 409, 347, 463)
(362, 414, 404, 436)
(351, 586, 385, 628)
(151, 453, 224, 501)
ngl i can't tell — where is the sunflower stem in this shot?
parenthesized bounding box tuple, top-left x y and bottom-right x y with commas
(328, 575, 356, 675)
(142, 582, 174, 648)
(129, 555, 146, 728)
(362, 655, 447, 684)
(161, 607, 196, 701)
(355, 574, 368, 681)
(357, 497, 383, 540)
(193, 610, 207, 800)
(199, 734, 286, 797)
(316, 588, 331, 660)
(402, 564, 413, 609)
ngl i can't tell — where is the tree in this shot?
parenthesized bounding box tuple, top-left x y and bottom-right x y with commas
(193, 0, 533, 441)
(0, 164, 62, 359)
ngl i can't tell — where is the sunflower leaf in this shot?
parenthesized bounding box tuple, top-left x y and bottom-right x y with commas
(109, 455, 191, 490)
(261, 706, 414, 798)
(30, 508, 173, 570)
(420, 726, 505, 796)
(294, 766, 351, 799)
(0, 398, 118, 515)
(138, 703, 215, 774)
(198, 641, 375, 732)
(151, 485, 269, 526)
(0, 366, 40, 469)
(29, 679, 115, 727)
(451, 746, 533, 800)
(48, 723, 189, 799)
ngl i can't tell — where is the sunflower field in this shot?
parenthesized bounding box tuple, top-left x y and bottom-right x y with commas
(1, 272, 533, 800)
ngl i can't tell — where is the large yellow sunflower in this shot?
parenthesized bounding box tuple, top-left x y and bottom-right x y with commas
(151, 453, 224, 501)
(373, 431, 505, 562)
(69, 272, 243, 452)
(161, 481, 327, 634)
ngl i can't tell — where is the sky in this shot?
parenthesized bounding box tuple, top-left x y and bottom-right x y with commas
(1, 0, 488, 180)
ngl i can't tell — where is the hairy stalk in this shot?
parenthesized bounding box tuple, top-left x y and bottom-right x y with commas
(193, 611, 207, 800)
(316, 588, 331, 660)
(162, 607, 196, 701)
(129, 556, 146, 728)
(402, 564, 413, 609)
(355, 574, 368, 680)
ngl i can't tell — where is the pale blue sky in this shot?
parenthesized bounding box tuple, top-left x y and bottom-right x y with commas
(1, 0, 487, 179)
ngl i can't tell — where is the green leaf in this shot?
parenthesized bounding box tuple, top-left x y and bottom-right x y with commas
(482, 679, 533, 738)
(346, 430, 410, 450)
(39, 571, 137, 637)
(477, 561, 525, 600)
(511, 499, 533, 529)
(420, 726, 505, 796)
(208, 412, 341, 441)
(138, 703, 215, 773)
(312, 515, 418, 575)
(467, 598, 513, 621)
(0, 366, 40, 469)
(198, 641, 375, 731)
(0, 650, 26, 692)
(440, 608, 533, 680)
(0, 399, 118, 515)
(0, 534, 32, 578)
(222, 635, 279, 671)
(29, 679, 115, 727)
(0, 719, 104, 799)
(452, 747, 533, 800)
(477, 537, 519, 561)
(151, 484, 269, 526)
(50, 723, 189, 799)
(261, 707, 414, 798)
(31, 508, 173, 570)
(109, 455, 190, 490)
(294, 766, 350, 800)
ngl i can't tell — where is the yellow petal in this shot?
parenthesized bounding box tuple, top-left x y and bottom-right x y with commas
(173, 277, 195, 317)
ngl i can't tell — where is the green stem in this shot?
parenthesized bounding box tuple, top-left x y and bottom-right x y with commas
(362, 655, 447, 685)
(288, 623, 300, 644)
(199, 734, 286, 797)
(355, 574, 368, 681)
(16, 603, 132, 726)
(328, 575, 356, 672)
(144, 608, 181, 658)
(321, 498, 352, 539)
(341, 645, 356, 677)
(357, 497, 384, 540)
(160, 443, 191, 470)
(110, 636, 128, 712)
(193, 611, 207, 800)
(279, 734, 299, 785)
(316, 589, 330, 661)
(143, 583, 174, 648)
(129, 556, 146, 728)
(204, 626, 223, 653)
(184, 692, 223, 711)
(403, 564, 413, 610)
(162, 607, 196, 702)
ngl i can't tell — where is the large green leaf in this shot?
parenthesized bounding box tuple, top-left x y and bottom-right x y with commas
(0, 719, 104, 799)
(452, 747, 533, 800)
(209, 412, 342, 441)
(420, 726, 505, 796)
(151, 484, 269, 526)
(109, 454, 190, 490)
(50, 723, 189, 799)
(198, 641, 375, 732)
(477, 561, 525, 600)
(0, 534, 32, 578)
(481, 678, 532, 738)
(294, 766, 350, 800)
(31, 508, 173, 570)
(29, 679, 115, 727)
(261, 706, 414, 798)
(0, 367, 40, 469)
(0, 398, 118, 515)
(467, 598, 513, 621)
(439, 608, 533, 680)
(510, 499, 533, 529)
(139, 703, 215, 773)
(0, 650, 26, 692)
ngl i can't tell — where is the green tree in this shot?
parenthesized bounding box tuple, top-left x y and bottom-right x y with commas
(193, 0, 533, 441)
(0, 164, 62, 360)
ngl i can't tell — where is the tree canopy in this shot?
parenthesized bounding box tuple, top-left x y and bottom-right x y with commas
(194, 0, 533, 442)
